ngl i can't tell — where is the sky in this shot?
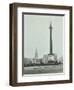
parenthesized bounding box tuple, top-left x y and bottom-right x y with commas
(24, 14, 64, 59)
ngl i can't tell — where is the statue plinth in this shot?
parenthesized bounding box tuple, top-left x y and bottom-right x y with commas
(48, 54, 57, 61)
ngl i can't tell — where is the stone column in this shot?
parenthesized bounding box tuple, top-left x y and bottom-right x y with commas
(49, 22, 53, 55)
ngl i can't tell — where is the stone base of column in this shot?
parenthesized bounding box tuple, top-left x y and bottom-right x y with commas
(47, 53, 58, 65)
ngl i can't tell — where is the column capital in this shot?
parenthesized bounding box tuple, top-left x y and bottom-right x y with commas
(49, 22, 53, 30)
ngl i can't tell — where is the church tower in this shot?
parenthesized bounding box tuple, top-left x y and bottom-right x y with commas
(33, 48, 40, 64)
(35, 48, 38, 59)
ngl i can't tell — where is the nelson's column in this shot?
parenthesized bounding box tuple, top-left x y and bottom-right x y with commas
(47, 22, 57, 63)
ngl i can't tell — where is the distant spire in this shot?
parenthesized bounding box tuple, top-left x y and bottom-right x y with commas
(35, 48, 38, 59)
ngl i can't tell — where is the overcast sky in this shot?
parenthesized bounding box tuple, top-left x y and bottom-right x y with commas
(24, 14, 64, 59)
